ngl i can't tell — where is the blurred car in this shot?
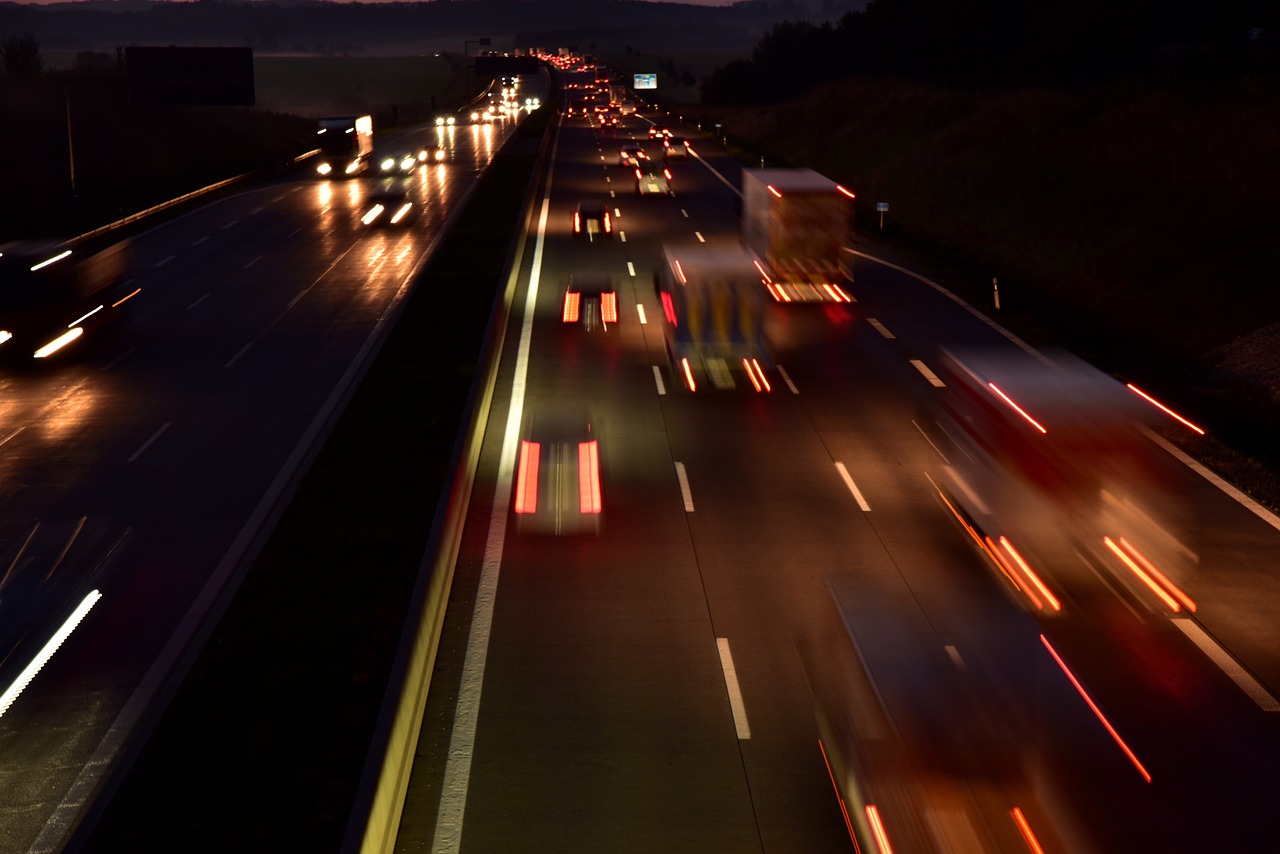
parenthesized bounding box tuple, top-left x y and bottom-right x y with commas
(663, 136, 691, 159)
(379, 150, 423, 174)
(513, 411, 603, 535)
(360, 188, 416, 227)
(648, 124, 672, 140)
(635, 163, 673, 196)
(619, 145, 648, 167)
(562, 273, 619, 331)
(420, 144, 447, 164)
(573, 203, 612, 240)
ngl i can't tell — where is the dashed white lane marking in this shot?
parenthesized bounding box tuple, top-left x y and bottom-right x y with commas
(776, 365, 799, 394)
(910, 359, 946, 387)
(627, 261, 636, 276)
(244, 256, 260, 269)
(637, 305, 648, 325)
(190, 236, 208, 247)
(674, 462, 694, 511)
(187, 294, 210, 310)
(154, 255, 175, 268)
(945, 645, 966, 670)
(867, 318, 895, 339)
(694, 231, 705, 243)
(224, 343, 251, 368)
(835, 462, 872, 511)
(128, 422, 172, 463)
(716, 639, 752, 740)
(652, 365, 666, 395)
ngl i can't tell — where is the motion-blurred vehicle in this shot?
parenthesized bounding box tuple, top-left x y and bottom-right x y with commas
(742, 168, 855, 303)
(648, 123, 671, 139)
(513, 411, 603, 535)
(562, 273, 619, 331)
(619, 145, 648, 167)
(635, 163, 673, 196)
(662, 136, 691, 159)
(656, 244, 772, 392)
(573, 203, 612, 241)
(359, 188, 416, 227)
(934, 349, 1196, 617)
(379, 150, 422, 174)
(0, 237, 135, 359)
(315, 114, 374, 177)
(799, 576, 1075, 853)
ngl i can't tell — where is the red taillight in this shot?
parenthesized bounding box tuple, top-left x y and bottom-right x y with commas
(563, 291, 581, 323)
(601, 292, 618, 323)
(661, 291, 677, 325)
(603, 212, 612, 233)
(635, 168, 642, 180)
(573, 211, 581, 233)
(664, 168, 672, 179)
(578, 440, 601, 514)
(514, 441, 540, 514)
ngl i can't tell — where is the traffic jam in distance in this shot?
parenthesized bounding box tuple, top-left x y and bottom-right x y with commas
(534, 50, 1236, 854)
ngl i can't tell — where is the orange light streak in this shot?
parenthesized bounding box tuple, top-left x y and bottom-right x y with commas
(836, 184, 856, 199)
(988, 383, 1047, 433)
(674, 259, 687, 284)
(750, 358, 772, 392)
(865, 805, 895, 854)
(1040, 633, 1152, 783)
(767, 184, 783, 198)
(988, 537, 1043, 610)
(817, 740, 858, 849)
(600, 292, 618, 323)
(680, 358, 697, 392)
(578, 441, 601, 513)
(1126, 383, 1205, 435)
(1000, 537, 1061, 611)
(1103, 536, 1180, 611)
(753, 259, 772, 282)
(513, 441, 540, 514)
(111, 288, 142, 308)
(743, 358, 763, 392)
(1011, 807, 1046, 854)
(1118, 537, 1196, 612)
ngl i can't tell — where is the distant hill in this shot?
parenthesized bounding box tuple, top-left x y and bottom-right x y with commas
(0, 0, 863, 58)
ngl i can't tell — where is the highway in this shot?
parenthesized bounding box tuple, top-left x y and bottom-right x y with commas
(399, 81, 1280, 853)
(0, 84, 533, 852)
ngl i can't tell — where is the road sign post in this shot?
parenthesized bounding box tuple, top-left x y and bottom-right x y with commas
(876, 201, 889, 230)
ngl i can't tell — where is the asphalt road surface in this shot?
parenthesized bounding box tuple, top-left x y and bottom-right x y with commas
(398, 91, 1280, 853)
(0, 82, 536, 854)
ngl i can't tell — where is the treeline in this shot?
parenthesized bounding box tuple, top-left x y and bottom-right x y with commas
(702, 0, 1278, 103)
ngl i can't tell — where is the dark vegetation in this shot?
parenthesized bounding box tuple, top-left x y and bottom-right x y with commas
(701, 0, 1278, 103)
(693, 0, 1280, 499)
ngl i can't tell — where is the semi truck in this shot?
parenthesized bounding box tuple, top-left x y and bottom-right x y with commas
(656, 244, 772, 392)
(0, 236, 134, 359)
(314, 115, 373, 177)
(741, 168, 855, 304)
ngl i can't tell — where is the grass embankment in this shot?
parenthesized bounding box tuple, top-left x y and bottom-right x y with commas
(694, 76, 1280, 498)
(82, 105, 553, 851)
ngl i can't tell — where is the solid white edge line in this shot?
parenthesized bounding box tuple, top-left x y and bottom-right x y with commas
(716, 638, 752, 740)
(911, 420, 949, 464)
(910, 358, 946, 387)
(674, 462, 695, 511)
(0, 590, 102, 718)
(127, 422, 172, 463)
(835, 462, 871, 511)
(652, 364, 665, 394)
(776, 365, 799, 394)
(1141, 428, 1280, 534)
(1171, 619, 1280, 711)
(432, 135, 559, 854)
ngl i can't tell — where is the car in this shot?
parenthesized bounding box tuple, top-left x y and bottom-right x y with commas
(619, 145, 648, 167)
(419, 144, 447, 164)
(573, 203, 612, 240)
(648, 124, 671, 140)
(378, 150, 423, 174)
(360, 188, 416, 227)
(513, 410, 603, 535)
(663, 136, 691, 159)
(562, 273, 619, 331)
(635, 163, 673, 196)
